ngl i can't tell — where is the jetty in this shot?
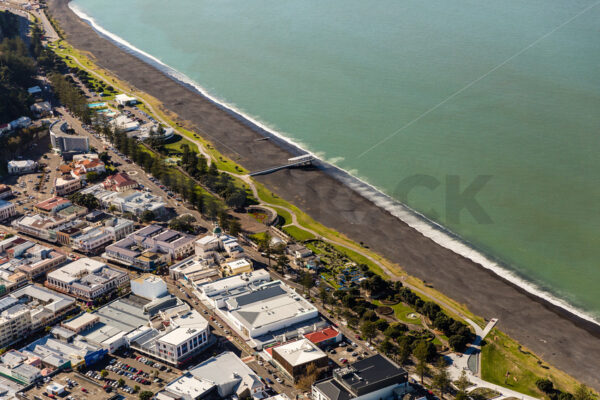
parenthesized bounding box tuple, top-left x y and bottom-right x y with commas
(249, 154, 314, 176)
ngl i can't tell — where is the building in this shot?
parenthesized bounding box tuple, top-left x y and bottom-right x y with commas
(0, 350, 42, 385)
(54, 175, 82, 196)
(218, 279, 319, 340)
(110, 115, 139, 132)
(50, 122, 89, 154)
(70, 158, 105, 181)
(46, 258, 129, 302)
(7, 160, 37, 175)
(115, 94, 138, 106)
(169, 256, 219, 286)
(0, 200, 16, 221)
(131, 309, 211, 366)
(0, 185, 13, 199)
(195, 229, 245, 260)
(0, 285, 76, 348)
(82, 184, 166, 217)
(102, 172, 138, 192)
(70, 217, 134, 254)
(195, 269, 271, 308)
(8, 116, 31, 130)
(104, 225, 196, 271)
(222, 258, 253, 276)
(34, 197, 72, 215)
(304, 326, 343, 348)
(27, 86, 42, 96)
(12, 213, 66, 241)
(0, 236, 67, 280)
(312, 355, 409, 400)
(270, 339, 328, 382)
(157, 351, 265, 400)
(30, 101, 52, 117)
(131, 275, 168, 300)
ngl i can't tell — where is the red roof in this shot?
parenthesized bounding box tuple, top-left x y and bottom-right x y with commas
(35, 196, 70, 211)
(304, 327, 341, 344)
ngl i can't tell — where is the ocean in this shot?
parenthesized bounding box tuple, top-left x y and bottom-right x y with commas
(69, 0, 600, 322)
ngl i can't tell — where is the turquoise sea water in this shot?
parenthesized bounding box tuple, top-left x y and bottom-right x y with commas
(71, 0, 600, 320)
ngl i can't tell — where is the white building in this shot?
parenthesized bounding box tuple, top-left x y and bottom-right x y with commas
(70, 217, 134, 254)
(82, 184, 166, 217)
(169, 256, 219, 285)
(158, 351, 265, 400)
(54, 175, 82, 196)
(7, 160, 37, 175)
(270, 339, 328, 381)
(196, 269, 271, 308)
(131, 275, 168, 300)
(223, 258, 253, 276)
(110, 115, 139, 132)
(0, 285, 76, 348)
(0, 200, 16, 221)
(194, 231, 244, 259)
(45, 258, 129, 301)
(115, 94, 138, 106)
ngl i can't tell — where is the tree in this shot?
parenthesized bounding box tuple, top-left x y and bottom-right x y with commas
(379, 339, 396, 356)
(455, 370, 470, 393)
(396, 337, 412, 365)
(360, 320, 377, 344)
(301, 272, 314, 294)
(228, 219, 242, 236)
(296, 363, 320, 391)
(139, 391, 154, 400)
(413, 339, 436, 363)
(140, 210, 155, 223)
(319, 287, 330, 309)
(118, 378, 125, 387)
(100, 369, 108, 378)
(432, 359, 451, 399)
(536, 378, 554, 394)
(573, 384, 594, 400)
(415, 358, 429, 384)
(275, 254, 287, 273)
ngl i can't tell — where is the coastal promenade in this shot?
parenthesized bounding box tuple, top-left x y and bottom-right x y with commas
(36, 0, 600, 390)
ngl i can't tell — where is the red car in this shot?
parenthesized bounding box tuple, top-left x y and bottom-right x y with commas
(81, 388, 88, 393)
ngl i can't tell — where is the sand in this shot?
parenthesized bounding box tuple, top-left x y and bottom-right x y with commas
(48, 0, 600, 388)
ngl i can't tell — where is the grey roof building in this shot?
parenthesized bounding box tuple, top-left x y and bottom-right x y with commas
(312, 355, 409, 400)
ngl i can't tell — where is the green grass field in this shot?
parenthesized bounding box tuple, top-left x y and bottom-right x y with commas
(283, 225, 315, 241)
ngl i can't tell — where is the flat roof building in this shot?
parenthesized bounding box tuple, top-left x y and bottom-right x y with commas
(45, 258, 129, 302)
(312, 355, 409, 400)
(196, 269, 271, 308)
(104, 224, 196, 271)
(271, 339, 328, 382)
(218, 279, 319, 341)
(158, 351, 265, 400)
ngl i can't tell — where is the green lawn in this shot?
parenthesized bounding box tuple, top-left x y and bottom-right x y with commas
(272, 207, 293, 226)
(373, 300, 421, 325)
(481, 329, 584, 398)
(283, 225, 315, 241)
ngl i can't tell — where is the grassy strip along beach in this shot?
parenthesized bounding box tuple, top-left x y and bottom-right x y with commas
(43, 0, 600, 394)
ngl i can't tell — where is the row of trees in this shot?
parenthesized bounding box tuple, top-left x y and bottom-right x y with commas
(536, 379, 596, 400)
(48, 72, 92, 124)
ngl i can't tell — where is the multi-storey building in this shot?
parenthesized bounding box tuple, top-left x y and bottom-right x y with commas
(45, 258, 129, 302)
(0, 200, 16, 221)
(104, 225, 195, 271)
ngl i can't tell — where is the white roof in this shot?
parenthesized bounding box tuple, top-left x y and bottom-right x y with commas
(198, 269, 270, 297)
(115, 94, 137, 102)
(8, 160, 36, 168)
(189, 351, 261, 388)
(47, 258, 108, 284)
(62, 313, 99, 332)
(195, 235, 220, 246)
(226, 259, 251, 271)
(159, 326, 201, 347)
(273, 339, 326, 366)
(164, 374, 214, 398)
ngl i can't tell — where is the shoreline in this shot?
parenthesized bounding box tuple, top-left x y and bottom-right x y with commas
(67, 1, 600, 329)
(49, 0, 600, 389)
